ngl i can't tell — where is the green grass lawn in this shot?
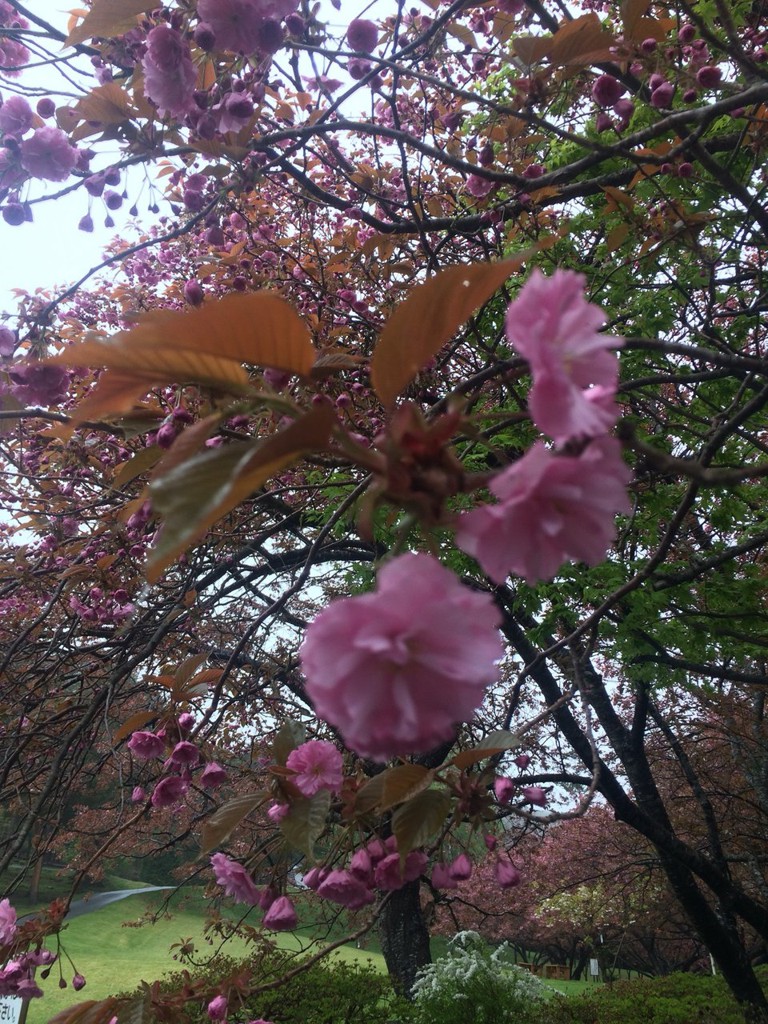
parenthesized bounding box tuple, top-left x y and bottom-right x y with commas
(26, 887, 385, 1024)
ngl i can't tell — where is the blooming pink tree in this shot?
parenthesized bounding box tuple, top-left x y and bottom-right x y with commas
(3, 0, 768, 1021)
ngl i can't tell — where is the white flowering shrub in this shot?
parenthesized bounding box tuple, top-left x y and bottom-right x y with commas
(411, 931, 550, 1024)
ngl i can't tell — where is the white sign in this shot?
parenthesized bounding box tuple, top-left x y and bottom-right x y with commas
(0, 997, 23, 1024)
(589, 958, 600, 977)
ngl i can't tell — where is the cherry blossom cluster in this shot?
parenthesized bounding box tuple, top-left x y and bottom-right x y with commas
(0, 94, 83, 224)
(127, 714, 228, 807)
(591, 21, 728, 135)
(455, 269, 631, 586)
(0, 2, 29, 75)
(300, 552, 503, 761)
(299, 272, 630, 763)
(0, 899, 56, 1000)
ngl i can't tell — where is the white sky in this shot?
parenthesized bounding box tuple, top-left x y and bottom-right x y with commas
(0, 1, 154, 315)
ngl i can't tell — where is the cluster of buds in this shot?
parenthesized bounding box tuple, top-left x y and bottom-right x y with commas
(127, 713, 228, 807)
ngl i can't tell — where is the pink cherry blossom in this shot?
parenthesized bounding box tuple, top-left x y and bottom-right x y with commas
(494, 776, 515, 803)
(431, 863, 459, 890)
(0, 899, 17, 944)
(19, 127, 78, 181)
(347, 18, 378, 53)
(285, 739, 343, 796)
(200, 762, 228, 788)
(126, 730, 165, 760)
(8, 364, 69, 407)
(300, 553, 503, 761)
(142, 26, 198, 119)
(449, 853, 473, 881)
(495, 859, 522, 888)
(373, 849, 428, 890)
(210, 852, 261, 904)
(349, 848, 373, 883)
(455, 437, 632, 586)
(207, 994, 228, 1020)
(522, 785, 547, 806)
(505, 269, 623, 443)
(316, 869, 375, 909)
(170, 740, 199, 766)
(197, 0, 297, 54)
(267, 802, 290, 822)
(0, 95, 33, 136)
(262, 895, 298, 930)
(151, 775, 189, 807)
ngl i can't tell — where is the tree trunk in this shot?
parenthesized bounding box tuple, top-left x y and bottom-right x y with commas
(378, 880, 431, 997)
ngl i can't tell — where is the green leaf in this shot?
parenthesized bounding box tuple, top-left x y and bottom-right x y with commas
(280, 791, 331, 859)
(355, 764, 434, 815)
(201, 793, 264, 853)
(272, 720, 307, 766)
(392, 789, 451, 855)
(370, 251, 538, 408)
(146, 404, 337, 582)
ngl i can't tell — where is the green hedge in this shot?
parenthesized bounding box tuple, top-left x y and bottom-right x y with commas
(538, 970, 768, 1024)
(142, 945, 405, 1024)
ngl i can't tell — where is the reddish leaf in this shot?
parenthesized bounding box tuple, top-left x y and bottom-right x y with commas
(355, 764, 434, 815)
(146, 404, 337, 582)
(450, 729, 521, 770)
(48, 998, 124, 1024)
(53, 294, 317, 420)
(66, 0, 153, 46)
(113, 710, 158, 744)
(371, 252, 537, 408)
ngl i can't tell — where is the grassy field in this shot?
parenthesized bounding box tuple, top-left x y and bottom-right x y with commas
(25, 886, 386, 1024)
(5, 866, 598, 1023)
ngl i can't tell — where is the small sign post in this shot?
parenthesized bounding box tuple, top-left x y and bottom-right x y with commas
(0, 996, 24, 1024)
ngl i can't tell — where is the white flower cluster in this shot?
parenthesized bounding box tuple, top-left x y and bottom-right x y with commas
(412, 933, 549, 1024)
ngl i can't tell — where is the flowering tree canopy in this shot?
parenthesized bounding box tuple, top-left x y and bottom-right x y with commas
(2, 0, 768, 1021)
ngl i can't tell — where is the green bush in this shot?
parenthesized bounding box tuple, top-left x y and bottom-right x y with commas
(407, 931, 551, 1024)
(147, 943, 403, 1024)
(538, 971, 766, 1024)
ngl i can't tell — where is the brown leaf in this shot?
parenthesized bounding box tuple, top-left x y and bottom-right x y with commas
(355, 764, 433, 815)
(112, 445, 162, 490)
(450, 729, 521, 770)
(71, 82, 136, 126)
(53, 293, 317, 410)
(548, 14, 616, 66)
(605, 223, 630, 252)
(371, 251, 537, 408)
(48, 998, 124, 1024)
(515, 13, 615, 67)
(113, 710, 158, 743)
(66, 0, 153, 46)
(146, 404, 337, 582)
(392, 789, 451, 855)
(201, 794, 264, 853)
